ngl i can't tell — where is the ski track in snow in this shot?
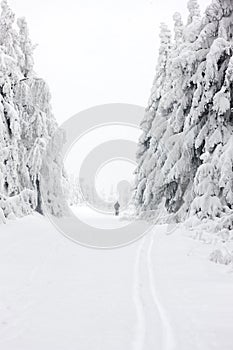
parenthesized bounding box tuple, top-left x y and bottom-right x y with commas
(2, 212, 233, 350)
(147, 232, 176, 350)
(1, 211, 177, 349)
(133, 231, 176, 350)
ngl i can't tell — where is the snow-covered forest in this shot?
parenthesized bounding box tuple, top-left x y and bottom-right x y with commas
(2, 0, 233, 241)
(1, 1, 233, 349)
(0, 0, 65, 223)
(135, 0, 233, 236)
(1, 0, 233, 243)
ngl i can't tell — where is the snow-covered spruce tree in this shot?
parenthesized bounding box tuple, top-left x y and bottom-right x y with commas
(187, 0, 201, 25)
(135, 0, 233, 230)
(0, 1, 65, 220)
(135, 10, 192, 215)
(134, 23, 171, 213)
(173, 12, 184, 46)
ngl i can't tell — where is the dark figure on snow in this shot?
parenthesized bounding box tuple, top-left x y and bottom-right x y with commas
(114, 201, 120, 216)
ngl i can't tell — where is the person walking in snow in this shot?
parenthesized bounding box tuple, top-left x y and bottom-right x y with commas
(114, 201, 120, 216)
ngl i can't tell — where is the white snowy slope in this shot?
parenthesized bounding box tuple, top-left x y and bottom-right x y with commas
(1, 211, 233, 350)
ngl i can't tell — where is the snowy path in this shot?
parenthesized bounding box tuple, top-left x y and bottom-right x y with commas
(74, 206, 174, 349)
(1, 210, 233, 349)
(71, 205, 130, 229)
(133, 232, 176, 350)
(0, 210, 165, 350)
(72, 207, 169, 349)
(133, 235, 165, 350)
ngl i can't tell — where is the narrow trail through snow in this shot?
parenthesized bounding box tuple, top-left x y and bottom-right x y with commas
(0, 209, 177, 350)
(74, 206, 173, 349)
(133, 231, 176, 350)
(147, 233, 176, 350)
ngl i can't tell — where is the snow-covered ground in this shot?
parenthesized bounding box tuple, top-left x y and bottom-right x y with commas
(0, 209, 233, 350)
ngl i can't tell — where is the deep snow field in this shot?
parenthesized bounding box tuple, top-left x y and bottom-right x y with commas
(0, 208, 233, 350)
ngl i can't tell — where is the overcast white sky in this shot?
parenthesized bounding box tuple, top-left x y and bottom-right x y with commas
(11, 0, 210, 124)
